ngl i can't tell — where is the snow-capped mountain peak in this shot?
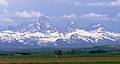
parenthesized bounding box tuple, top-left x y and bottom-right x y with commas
(91, 23, 103, 28)
(39, 15, 49, 22)
(65, 21, 81, 32)
(70, 21, 74, 25)
(87, 22, 107, 32)
(0, 19, 120, 48)
(12, 16, 57, 33)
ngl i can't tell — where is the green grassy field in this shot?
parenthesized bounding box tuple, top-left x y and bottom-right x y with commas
(0, 62, 120, 64)
(0, 53, 119, 59)
(0, 47, 119, 64)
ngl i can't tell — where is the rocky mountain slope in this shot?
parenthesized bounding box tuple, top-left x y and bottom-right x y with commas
(0, 16, 120, 48)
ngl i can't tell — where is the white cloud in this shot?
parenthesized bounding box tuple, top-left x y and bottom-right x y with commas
(63, 13, 77, 18)
(80, 13, 109, 20)
(86, 0, 120, 6)
(0, 17, 13, 22)
(109, 0, 120, 6)
(52, 13, 77, 19)
(0, 0, 12, 7)
(0, 9, 45, 19)
(0, 9, 47, 22)
(86, 2, 109, 6)
(3, 17, 13, 22)
(15, 10, 44, 18)
(52, 13, 110, 21)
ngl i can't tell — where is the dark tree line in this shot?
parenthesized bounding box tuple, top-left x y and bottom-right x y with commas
(89, 49, 107, 53)
(54, 49, 77, 56)
(68, 49, 76, 55)
(54, 50, 63, 56)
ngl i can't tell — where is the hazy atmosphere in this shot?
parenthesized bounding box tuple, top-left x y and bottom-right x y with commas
(0, 0, 120, 32)
(0, 0, 120, 64)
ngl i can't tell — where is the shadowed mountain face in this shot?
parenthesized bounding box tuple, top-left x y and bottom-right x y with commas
(86, 22, 111, 32)
(0, 16, 120, 48)
(10, 16, 57, 33)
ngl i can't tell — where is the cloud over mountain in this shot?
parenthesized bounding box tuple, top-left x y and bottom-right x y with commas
(0, 0, 10, 7)
(86, 0, 120, 6)
(80, 13, 109, 20)
(15, 10, 44, 18)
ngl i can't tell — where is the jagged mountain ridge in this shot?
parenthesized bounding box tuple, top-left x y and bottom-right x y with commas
(86, 22, 109, 31)
(0, 16, 120, 48)
(63, 21, 81, 33)
(10, 16, 57, 33)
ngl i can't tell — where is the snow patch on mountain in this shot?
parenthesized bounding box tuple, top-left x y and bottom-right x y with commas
(0, 16, 120, 47)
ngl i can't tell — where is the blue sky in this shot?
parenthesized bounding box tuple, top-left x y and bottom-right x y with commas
(0, 0, 120, 32)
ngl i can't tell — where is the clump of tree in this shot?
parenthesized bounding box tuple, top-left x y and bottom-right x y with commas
(0, 54, 8, 56)
(68, 49, 76, 55)
(89, 49, 107, 53)
(54, 49, 63, 58)
(15, 53, 31, 55)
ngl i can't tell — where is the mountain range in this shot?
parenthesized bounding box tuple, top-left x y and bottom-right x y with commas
(0, 16, 120, 48)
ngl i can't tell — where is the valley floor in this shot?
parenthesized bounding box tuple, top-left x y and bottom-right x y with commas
(0, 54, 120, 63)
(0, 57, 120, 63)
